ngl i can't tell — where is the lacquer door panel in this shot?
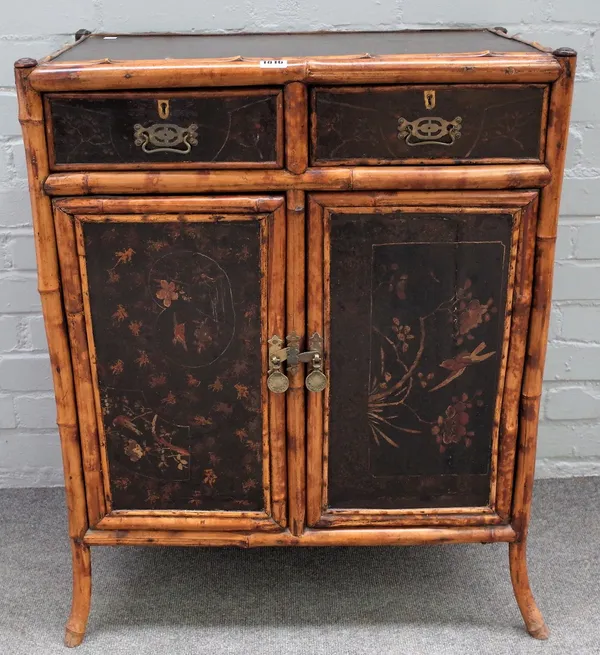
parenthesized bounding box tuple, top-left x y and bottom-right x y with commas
(53, 196, 286, 532)
(306, 191, 538, 528)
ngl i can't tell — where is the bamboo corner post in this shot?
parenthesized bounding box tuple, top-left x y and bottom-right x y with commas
(15, 57, 92, 647)
(509, 47, 576, 641)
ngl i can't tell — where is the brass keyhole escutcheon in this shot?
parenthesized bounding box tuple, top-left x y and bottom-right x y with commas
(157, 99, 170, 119)
(424, 90, 436, 110)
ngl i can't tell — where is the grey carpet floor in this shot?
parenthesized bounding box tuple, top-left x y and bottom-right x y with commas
(0, 478, 599, 655)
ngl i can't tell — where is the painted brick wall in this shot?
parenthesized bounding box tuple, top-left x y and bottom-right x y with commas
(1, 1, 599, 486)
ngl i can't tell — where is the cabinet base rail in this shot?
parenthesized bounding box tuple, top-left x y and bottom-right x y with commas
(69, 528, 552, 647)
(83, 525, 516, 547)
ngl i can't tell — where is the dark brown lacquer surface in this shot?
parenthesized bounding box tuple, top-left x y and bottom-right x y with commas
(47, 91, 282, 168)
(52, 30, 541, 62)
(312, 85, 547, 164)
(82, 217, 265, 511)
(327, 209, 514, 509)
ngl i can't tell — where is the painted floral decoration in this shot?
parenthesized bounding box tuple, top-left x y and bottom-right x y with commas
(369, 270, 498, 455)
(156, 280, 179, 307)
(84, 219, 265, 511)
(431, 392, 483, 452)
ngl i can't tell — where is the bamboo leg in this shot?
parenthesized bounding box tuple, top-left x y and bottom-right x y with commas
(509, 50, 575, 642)
(15, 58, 92, 647)
(509, 541, 549, 640)
(64, 541, 92, 647)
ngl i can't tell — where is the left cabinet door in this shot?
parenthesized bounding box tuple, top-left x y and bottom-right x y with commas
(53, 196, 287, 533)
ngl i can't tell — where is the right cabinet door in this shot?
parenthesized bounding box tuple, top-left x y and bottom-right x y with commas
(306, 191, 538, 528)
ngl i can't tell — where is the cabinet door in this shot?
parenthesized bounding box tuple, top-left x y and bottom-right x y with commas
(306, 191, 538, 528)
(54, 196, 286, 532)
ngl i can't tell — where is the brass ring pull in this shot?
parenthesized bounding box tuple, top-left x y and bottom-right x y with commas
(267, 335, 290, 394)
(303, 333, 327, 393)
(305, 351, 327, 393)
(133, 123, 199, 154)
(397, 116, 462, 147)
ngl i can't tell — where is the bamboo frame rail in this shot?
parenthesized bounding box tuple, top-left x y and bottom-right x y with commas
(53, 208, 105, 526)
(44, 165, 552, 196)
(29, 52, 561, 92)
(495, 196, 539, 520)
(52, 195, 284, 214)
(306, 196, 324, 526)
(84, 524, 517, 547)
(286, 190, 306, 535)
(268, 203, 288, 528)
(96, 514, 283, 532)
(284, 83, 309, 175)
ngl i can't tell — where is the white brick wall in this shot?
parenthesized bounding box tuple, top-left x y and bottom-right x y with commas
(1, 1, 599, 487)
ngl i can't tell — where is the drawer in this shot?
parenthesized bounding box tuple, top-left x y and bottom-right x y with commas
(311, 85, 548, 165)
(45, 90, 284, 169)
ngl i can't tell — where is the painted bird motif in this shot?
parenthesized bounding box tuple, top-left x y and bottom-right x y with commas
(112, 415, 143, 436)
(429, 342, 496, 392)
(150, 414, 190, 456)
(155, 435, 190, 457)
(172, 313, 187, 350)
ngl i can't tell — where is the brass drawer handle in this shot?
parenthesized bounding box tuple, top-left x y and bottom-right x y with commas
(397, 116, 462, 147)
(133, 123, 199, 154)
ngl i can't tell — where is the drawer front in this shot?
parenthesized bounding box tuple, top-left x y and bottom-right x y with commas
(311, 85, 548, 165)
(46, 90, 283, 169)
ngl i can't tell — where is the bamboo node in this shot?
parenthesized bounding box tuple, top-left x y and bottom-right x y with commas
(521, 392, 542, 401)
(75, 29, 92, 42)
(18, 118, 44, 125)
(553, 47, 577, 57)
(15, 57, 37, 69)
(57, 421, 79, 429)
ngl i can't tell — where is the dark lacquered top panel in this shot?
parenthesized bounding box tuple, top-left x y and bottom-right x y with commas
(52, 30, 540, 62)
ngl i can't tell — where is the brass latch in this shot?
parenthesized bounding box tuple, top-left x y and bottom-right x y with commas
(267, 332, 327, 394)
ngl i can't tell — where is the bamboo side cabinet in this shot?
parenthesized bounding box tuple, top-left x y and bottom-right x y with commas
(16, 28, 575, 646)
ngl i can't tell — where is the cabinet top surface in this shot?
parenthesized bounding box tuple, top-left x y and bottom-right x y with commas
(52, 29, 541, 62)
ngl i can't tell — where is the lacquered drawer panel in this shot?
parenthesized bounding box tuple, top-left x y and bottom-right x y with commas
(311, 84, 548, 165)
(45, 90, 284, 169)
